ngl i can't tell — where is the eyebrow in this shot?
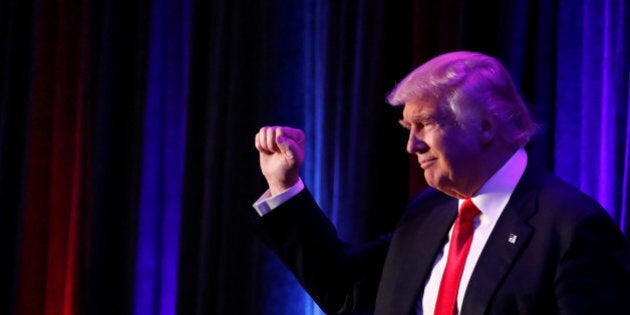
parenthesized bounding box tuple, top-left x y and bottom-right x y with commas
(399, 114, 436, 127)
(398, 119, 411, 130)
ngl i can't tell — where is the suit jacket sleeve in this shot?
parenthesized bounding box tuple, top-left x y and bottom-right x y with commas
(251, 188, 390, 314)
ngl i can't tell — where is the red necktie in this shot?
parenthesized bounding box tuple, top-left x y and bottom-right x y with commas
(434, 199, 480, 315)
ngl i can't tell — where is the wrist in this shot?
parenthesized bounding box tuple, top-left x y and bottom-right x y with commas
(268, 176, 300, 196)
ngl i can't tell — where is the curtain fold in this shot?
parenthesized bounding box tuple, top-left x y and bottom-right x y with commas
(623, 80, 630, 234)
(177, 0, 267, 313)
(555, 0, 629, 227)
(16, 0, 91, 314)
(0, 1, 36, 314)
(133, 0, 191, 314)
(85, 1, 149, 313)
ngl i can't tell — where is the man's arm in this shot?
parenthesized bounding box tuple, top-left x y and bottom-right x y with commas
(251, 126, 388, 313)
(251, 187, 389, 314)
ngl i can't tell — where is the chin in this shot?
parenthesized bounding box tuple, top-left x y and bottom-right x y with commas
(426, 175, 458, 197)
(424, 174, 441, 190)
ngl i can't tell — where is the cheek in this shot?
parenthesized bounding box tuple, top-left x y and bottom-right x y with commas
(434, 157, 456, 181)
(432, 137, 468, 173)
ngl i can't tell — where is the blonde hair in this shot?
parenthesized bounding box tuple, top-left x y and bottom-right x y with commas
(387, 51, 538, 148)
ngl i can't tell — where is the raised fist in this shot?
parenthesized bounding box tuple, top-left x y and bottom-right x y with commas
(254, 126, 305, 195)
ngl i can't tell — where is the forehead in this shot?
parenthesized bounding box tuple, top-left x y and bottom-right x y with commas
(402, 100, 442, 120)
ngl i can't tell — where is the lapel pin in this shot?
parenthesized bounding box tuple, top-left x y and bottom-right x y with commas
(508, 233, 518, 244)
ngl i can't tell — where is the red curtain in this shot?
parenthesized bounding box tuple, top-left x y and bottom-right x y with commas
(17, 1, 91, 314)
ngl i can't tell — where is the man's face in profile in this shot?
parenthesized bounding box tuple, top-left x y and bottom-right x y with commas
(400, 100, 483, 199)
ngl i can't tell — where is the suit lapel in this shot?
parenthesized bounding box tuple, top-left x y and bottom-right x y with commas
(460, 164, 542, 314)
(376, 194, 458, 315)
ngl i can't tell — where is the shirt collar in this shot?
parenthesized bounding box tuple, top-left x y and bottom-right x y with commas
(459, 148, 528, 224)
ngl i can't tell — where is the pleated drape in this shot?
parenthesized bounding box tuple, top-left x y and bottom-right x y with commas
(17, 1, 91, 313)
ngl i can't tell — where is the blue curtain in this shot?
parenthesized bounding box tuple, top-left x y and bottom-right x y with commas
(555, 0, 629, 229)
(134, 0, 191, 314)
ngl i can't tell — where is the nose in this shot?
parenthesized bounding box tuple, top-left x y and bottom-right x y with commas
(406, 131, 429, 154)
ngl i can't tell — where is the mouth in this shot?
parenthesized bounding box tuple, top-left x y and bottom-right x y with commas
(418, 157, 436, 169)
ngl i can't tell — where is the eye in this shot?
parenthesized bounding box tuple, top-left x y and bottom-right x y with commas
(423, 121, 437, 129)
(399, 117, 438, 133)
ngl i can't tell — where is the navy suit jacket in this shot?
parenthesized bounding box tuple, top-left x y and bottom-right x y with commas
(252, 164, 630, 314)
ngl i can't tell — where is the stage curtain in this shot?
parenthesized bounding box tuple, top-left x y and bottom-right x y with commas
(0, 0, 36, 313)
(133, 0, 191, 315)
(554, 0, 629, 231)
(16, 0, 92, 314)
(2, 0, 152, 314)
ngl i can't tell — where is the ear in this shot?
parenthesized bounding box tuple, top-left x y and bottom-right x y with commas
(479, 112, 498, 146)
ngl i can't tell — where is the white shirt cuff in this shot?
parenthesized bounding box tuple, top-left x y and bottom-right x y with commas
(252, 178, 305, 216)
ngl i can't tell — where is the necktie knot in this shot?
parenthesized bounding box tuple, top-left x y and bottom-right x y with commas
(458, 199, 480, 224)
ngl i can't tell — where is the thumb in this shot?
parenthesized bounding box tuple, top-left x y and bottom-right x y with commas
(276, 136, 294, 158)
(278, 135, 307, 165)
(275, 127, 305, 165)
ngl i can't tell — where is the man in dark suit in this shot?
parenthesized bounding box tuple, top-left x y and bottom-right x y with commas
(251, 51, 630, 314)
